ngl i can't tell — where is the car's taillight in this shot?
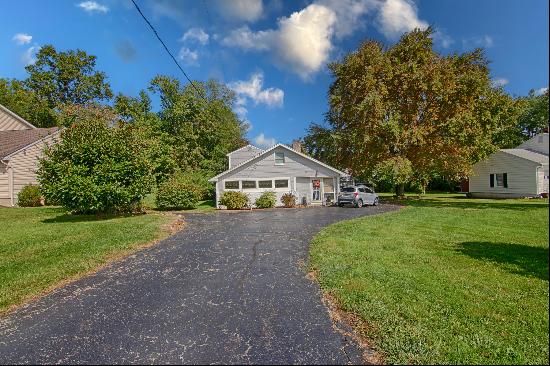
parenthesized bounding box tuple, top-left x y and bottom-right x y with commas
(354, 192, 359, 197)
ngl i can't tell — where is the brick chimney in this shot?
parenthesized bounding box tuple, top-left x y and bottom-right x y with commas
(291, 139, 302, 153)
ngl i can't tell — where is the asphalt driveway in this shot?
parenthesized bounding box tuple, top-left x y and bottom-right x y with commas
(0, 204, 399, 364)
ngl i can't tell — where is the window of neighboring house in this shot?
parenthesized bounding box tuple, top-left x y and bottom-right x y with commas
(275, 179, 289, 188)
(275, 152, 285, 165)
(495, 173, 508, 188)
(258, 180, 273, 188)
(241, 180, 257, 189)
(225, 181, 239, 189)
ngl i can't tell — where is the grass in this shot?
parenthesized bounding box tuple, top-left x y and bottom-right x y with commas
(310, 194, 549, 364)
(0, 206, 174, 315)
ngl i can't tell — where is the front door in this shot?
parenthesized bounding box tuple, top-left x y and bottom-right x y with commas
(312, 179, 321, 202)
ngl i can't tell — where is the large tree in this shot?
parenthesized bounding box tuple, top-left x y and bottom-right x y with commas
(25, 45, 112, 108)
(304, 28, 516, 194)
(148, 76, 248, 175)
(0, 78, 57, 127)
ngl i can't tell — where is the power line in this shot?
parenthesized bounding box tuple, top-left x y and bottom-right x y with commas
(130, 0, 203, 97)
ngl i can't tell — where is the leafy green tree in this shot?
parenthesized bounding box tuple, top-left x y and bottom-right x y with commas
(518, 89, 549, 137)
(305, 28, 513, 193)
(148, 76, 248, 175)
(0, 78, 57, 127)
(25, 45, 112, 108)
(38, 109, 154, 214)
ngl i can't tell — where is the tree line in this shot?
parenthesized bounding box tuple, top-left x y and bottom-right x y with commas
(1, 44, 248, 213)
(302, 28, 549, 195)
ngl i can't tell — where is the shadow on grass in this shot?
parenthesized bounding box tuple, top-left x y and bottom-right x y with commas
(42, 212, 144, 223)
(382, 196, 548, 211)
(456, 241, 549, 281)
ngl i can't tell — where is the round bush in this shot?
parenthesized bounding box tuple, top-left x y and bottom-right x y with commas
(38, 118, 154, 214)
(219, 191, 249, 210)
(255, 191, 276, 208)
(156, 176, 200, 210)
(281, 193, 297, 208)
(17, 185, 42, 207)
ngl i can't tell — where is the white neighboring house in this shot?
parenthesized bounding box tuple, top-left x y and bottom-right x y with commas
(469, 133, 549, 198)
(209, 142, 346, 208)
(0, 104, 60, 206)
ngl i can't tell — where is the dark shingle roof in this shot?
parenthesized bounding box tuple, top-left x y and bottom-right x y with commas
(0, 127, 60, 160)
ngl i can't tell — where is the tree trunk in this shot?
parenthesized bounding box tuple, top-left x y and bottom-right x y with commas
(395, 183, 405, 197)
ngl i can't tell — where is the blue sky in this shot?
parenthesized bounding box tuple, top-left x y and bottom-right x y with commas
(1, 0, 548, 147)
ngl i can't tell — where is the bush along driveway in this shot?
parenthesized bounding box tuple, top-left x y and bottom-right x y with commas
(0, 204, 399, 364)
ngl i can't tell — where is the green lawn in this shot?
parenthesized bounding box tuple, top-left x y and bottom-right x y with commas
(0, 207, 174, 314)
(310, 194, 549, 364)
(142, 192, 216, 212)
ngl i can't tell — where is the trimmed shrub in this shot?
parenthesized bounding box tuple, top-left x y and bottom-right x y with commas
(156, 174, 200, 210)
(281, 193, 297, 208)
(38, 117, 154, 214)
(255, 191, 276, 208)
(17, 185, 42, 207)
(219, 191, 249, 210)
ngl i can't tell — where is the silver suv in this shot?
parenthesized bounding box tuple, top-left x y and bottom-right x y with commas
(338, 185, 379, 208)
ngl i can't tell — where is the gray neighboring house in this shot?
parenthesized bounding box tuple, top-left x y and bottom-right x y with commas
(209, 142, 346, 208)
(469, 133, 549, 198)
(0, 104, 60, 206)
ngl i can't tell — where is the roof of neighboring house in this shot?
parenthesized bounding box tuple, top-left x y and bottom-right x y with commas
(209, 143, 346, 182)
(0, 127, 60, 160)
(501, 148, 549, 164)
(0, 104, 37, 130)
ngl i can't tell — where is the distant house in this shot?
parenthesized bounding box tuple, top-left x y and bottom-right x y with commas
(209, 141, 345, 208)
(469, 133, 549, 198)
(0, 104, 60, 206)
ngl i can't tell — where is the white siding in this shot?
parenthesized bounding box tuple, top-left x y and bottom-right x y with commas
(222, 146, 336, 180)
(518, 133, 549, 155)
(5, 133, 59, 206)
(470, 151, 540, 197)
(0, 106, 34, 131)
(215, 146, 341, 207)
(538, 165, 549, 194)
(228, 145, 263, 169)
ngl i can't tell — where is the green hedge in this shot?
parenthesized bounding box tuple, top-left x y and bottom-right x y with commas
(255, 191, 277, 208)
(219, 191, 249, 210)
(17, 185, 42, 207)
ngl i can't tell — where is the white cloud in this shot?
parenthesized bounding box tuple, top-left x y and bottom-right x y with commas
(21, 46, 38, 65)
(221, 26, 272, 51)
(535, 87, 548, 96)
(254, 133, 276, 148)
(12, 33, 32, 45)
(178, 47, 199, 65)
(78, 1, 109, 13)
(432, 30, 454, 48)
(214, 0, 264, 22)
(181, 28, 209, 45)
(492, 77, 509, 87)
(462, 35, 494, 49)
(377, 0, 428, 39)
(222, 3, 337, 79)
(317, 0, 377, 39)
(230, 72, 284, 108)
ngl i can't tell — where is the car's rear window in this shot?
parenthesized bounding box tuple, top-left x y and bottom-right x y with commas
(342, 187, 355, 192)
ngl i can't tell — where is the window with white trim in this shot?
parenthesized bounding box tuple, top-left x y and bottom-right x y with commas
(258, 180, 273, 188)
(274, 179, 289, 188)
(241, 180, 257, 189)
(225, 181, 239, 189)
(275, 152, 285, 165)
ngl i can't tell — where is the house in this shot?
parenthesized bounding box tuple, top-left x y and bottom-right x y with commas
(468, 133, 549, 198)
(0, 104, 60, 206)
(208, 141, 346, 208)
